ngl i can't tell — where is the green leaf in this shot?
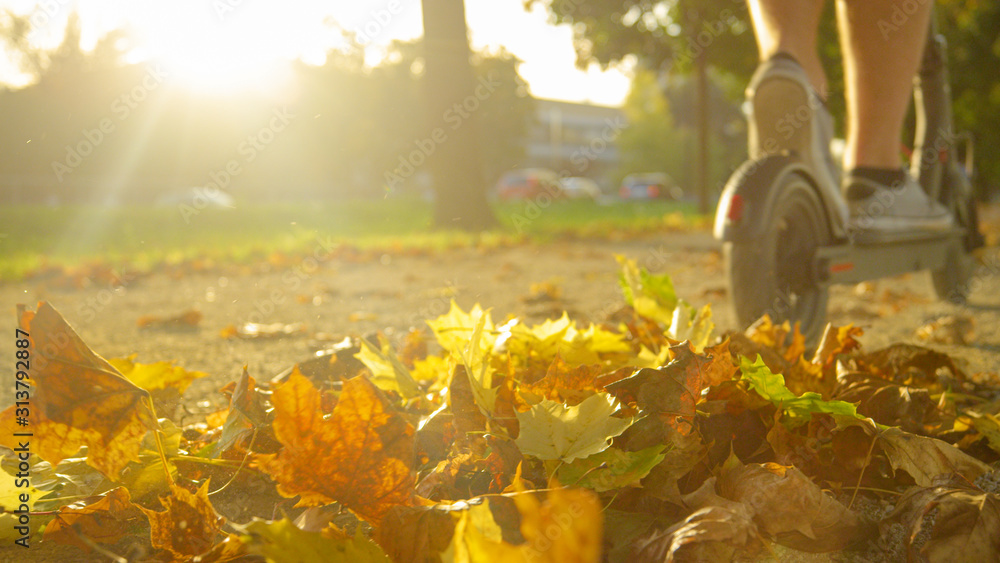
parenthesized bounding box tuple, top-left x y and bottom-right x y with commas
(515, 392, 633, 462)
(239, 517, 390, 563)
(617, 255, 678, 326)
(739, 356, 861, 426)
(556, 445, 666, 492)
(355, 338, 420, 398)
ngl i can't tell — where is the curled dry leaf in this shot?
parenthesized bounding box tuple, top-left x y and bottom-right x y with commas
(605, 341, 734, 434)
(140, 482, 221, 559)
(633, 505, 757, 563)
(832, 370, 936, 433)
(374, 504, 457, 563)
(811, 323, 864, 368)
(715, 456, 867, 552)
(43, 486, 139, 550)
(870, 425, 990, 487)
(883, 478, 1000, 563)
(0, 302, 157, 479)
(258, 372, 415, 523)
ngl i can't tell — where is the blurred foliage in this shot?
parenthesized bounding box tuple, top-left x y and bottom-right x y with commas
(530, 0, 1000, 196)
(616, 68, 744, 192)
(0, 14, 534, 204)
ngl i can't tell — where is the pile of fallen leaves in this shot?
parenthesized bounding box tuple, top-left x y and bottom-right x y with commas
(3, 257, 1000, 562)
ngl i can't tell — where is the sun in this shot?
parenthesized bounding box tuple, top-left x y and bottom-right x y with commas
(121, 1, 309, 96)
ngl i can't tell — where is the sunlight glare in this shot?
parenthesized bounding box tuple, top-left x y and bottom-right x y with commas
(124, 1, 309, 96)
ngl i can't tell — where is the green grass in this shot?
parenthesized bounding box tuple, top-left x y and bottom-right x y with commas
(0, 198, 702, 280)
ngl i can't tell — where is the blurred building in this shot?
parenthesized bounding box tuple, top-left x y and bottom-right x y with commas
(520, 98, 625, 191)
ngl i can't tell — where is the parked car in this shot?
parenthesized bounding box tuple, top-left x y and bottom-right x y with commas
(559, 176, 602, 200)
(619, 173, 683, 200)
(495, 168, 562, 201)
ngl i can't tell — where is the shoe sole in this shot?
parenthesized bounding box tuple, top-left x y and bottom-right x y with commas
(750, 78, 813, 161)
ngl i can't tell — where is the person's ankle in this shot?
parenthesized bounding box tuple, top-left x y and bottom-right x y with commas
(846, 166, 907, 188)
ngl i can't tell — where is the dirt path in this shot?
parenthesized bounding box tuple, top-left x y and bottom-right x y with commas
(3, 229, 999, 409)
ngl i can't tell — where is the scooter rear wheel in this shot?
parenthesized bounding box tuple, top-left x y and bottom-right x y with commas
(931, 167, 980, 304)
(725, 171, 831, 342)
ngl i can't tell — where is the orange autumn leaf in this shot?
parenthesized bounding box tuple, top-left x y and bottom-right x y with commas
(44, 487, 140, 550)
(140, 482, 222, 559)
(259, 371, 416, 523)
(518, 357, 606, 405)
(0, 302, 157, 479)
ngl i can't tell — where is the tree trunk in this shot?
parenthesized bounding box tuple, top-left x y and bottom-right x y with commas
(420, 0, 497, 230)
(696, 46, 711, 216)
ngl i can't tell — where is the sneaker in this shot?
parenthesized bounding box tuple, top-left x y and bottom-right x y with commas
(844, 172, 953, 238)
(746, 55, 839, 192)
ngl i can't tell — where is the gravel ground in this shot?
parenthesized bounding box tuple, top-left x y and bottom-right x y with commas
(3, 229, 998, 410)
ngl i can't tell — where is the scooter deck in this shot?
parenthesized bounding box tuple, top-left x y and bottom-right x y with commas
(814, 228, 965, 286)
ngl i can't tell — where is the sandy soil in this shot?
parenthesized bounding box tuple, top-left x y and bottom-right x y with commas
(3, 228, 999, 412)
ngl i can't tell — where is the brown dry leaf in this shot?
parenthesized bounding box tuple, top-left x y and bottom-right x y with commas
(606, 342, 734, 434)
(0, 302, 157, 479)
(715, 456, 866, 552)
(449, 364, 488, 436)
(833, 370, 936, 433)
(136, 309, 202, 329)
(271, 337, 367, 385)
(374, 504, 457, 563)
(744, 315, 804, 363)
(259, 372, 415, 523)
(633, 505, 758, 563)
(399, 328, 428, 368)
(811, 323, 864, 368)
(884, 478, 1000, 562)
(870, 425, 990, 487)
(43, 487, 140, 550)
(916, 315, 976, 345)
(853, 343, 966, 389)
(140, 482, 222, 559)
(215, 367, 268, 457)
(518, 357, 606, 405)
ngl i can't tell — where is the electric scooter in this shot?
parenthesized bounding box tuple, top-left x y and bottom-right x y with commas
(714, 15, 984, 342)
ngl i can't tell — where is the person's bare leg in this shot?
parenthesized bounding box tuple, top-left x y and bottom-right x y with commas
(748, 0, 827, 98)
(838, 0, 931, 169)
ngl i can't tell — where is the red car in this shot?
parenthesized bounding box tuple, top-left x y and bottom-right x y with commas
(495, 169, 563, 201)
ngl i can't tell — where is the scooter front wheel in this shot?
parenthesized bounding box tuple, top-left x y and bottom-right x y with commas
(724, 170, 831, 342)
